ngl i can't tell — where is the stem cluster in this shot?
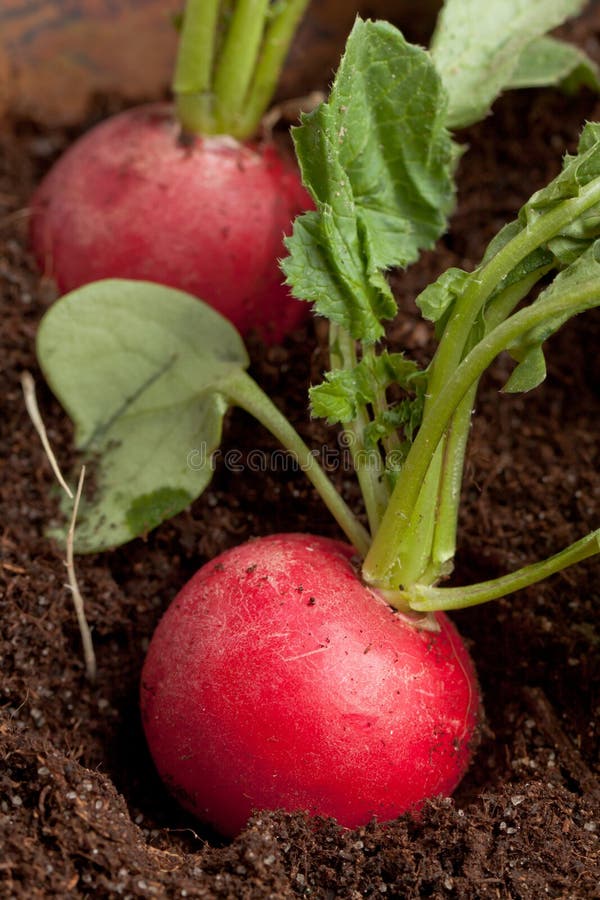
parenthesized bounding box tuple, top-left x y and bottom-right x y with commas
(173, 0, 310, 139)
(358, 175, 600, 605)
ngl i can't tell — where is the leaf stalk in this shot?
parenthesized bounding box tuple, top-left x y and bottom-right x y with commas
(173, 0, 310, 139)
(329, 326, 388, 535)
(408, 530, 600, 611)
(224, 370, 372, 556)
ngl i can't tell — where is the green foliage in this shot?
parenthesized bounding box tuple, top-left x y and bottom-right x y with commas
(126, 488, 195, 537)
(310, 352, 426, 467)
(37, 280, 248, 551)
(36, 7, 600, 608)
(507, 35, 600, 93)
(505, 240, 600, 392)
(310, 352, 421, 424)
(431, 0, 590, 128)
(282, 18, 456, 342)
(415, 267, 470, 335)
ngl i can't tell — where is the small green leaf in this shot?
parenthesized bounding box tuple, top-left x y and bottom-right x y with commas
(37, 279, 249, 552)
(310, 352, 421, 426)
(431, 0, 589, 129)
(507, 35, 600, 93)
(504, 345, 547, 393)
(415, 267, 469, 334)
(505, 240, 600, 392)
(364, 393, 426, 457)
(525, 122, 600, 217)
(518, 123, 600, 265)
(309, 369, 370, 425)
(475, 122, 600, 319)
(283, 18, 456, 342)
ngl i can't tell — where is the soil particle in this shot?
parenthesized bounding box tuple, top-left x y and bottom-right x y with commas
(2, 8, 600, 899)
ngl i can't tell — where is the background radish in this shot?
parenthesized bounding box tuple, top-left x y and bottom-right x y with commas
(30, 0, 312, 342)
(140, 534, 479, 836)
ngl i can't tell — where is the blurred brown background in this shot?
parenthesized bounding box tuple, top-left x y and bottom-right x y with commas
(0, 0, 440, 125)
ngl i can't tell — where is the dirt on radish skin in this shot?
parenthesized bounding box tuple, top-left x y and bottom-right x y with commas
(140, 533, 480, 836)
(30, 103, 312, 342)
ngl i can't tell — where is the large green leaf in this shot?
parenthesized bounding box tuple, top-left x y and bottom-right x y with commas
(431, 0, 589, 129)
(37, 279, 249, 552)
(282, 18, 456, 342)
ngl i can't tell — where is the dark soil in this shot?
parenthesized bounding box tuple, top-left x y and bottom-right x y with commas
(2, 8, 600, 899)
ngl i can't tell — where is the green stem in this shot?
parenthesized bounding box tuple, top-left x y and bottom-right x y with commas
(486, 265, 554, 328)
(237, 0, 312, 137)
(394, 387, 475, 589)
(173, 0, 308, 139)
(331, 327, 388, 535)
(224, 370, 371, 556)
(425, 265, 555, 581)
(213, 0, 271, 135)
(173, 0, 222, 134)
(408, 530, 600, 611)
(362, 281, 600, 588)
(363, 343, 402, 456)
(391, 446, 444, 586)
(365, 196, 600, 590)
(428, 388, 475, 577)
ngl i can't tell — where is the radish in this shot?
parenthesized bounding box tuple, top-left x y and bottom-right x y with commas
(140, 533, 479, 836)
(30, 0, 312, 342)
(35, 14, 600, 838)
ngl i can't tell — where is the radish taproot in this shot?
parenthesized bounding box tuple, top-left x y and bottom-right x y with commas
(140, 534, 479, 836)
(35, 11, 600, 838)
(30, 0, 312, 342)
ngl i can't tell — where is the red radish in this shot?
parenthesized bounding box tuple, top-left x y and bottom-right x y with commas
(30, 103, 311, 342)
(140, 533, 479, 836)
(29, 0, 314, 342)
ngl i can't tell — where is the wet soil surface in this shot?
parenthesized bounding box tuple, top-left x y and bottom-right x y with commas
(2, 9, 600, 899)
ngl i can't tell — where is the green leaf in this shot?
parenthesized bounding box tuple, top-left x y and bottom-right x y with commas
(282, 18, 456, 342)
(418, 123, 600, 382)
(503, 345, 547, 393)
(431, 0, 589, 129)
(505, 240, 600, 392)
(415, 267, 469, 335)
(309, 368, 371, 425)
(507, 35, 600, 92)
(525, 122, 600, 212)
(520, 122, 600, 263)
(310, 352, 422, 425)
(364, 392, 426, 458)
(476, 122, 600, 305)
(37, 279, 249, 552)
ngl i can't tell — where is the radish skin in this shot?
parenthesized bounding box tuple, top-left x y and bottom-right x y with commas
(141, 533, 480, 836)
(30, 104, 312, 342)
